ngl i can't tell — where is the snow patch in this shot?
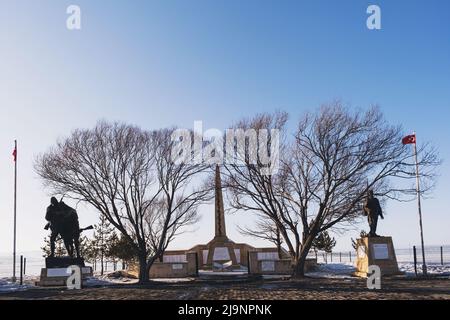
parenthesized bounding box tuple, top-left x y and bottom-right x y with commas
(0, 277, 34, 292)
(306, 262, 356, 279)
(399, 263, 450, 277)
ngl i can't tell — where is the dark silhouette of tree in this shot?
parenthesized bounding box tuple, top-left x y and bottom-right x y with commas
(311, 231, 336, 263)
(42, 236, 66, 257)
(108, 233, 138, 270)
(92, 214, 116, 275)
(222, 103, 440, 277)
(35, 122, 211, 283)
(41, 234, 89, 258)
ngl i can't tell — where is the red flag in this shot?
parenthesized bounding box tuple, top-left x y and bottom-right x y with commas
(402, 134, 416, 145)
(12, 147, 17, 162)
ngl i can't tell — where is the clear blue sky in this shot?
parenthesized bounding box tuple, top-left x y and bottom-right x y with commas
(0, 0, 449, 254)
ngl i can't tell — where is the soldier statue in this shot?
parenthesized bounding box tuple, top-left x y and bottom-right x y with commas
(45, 197, 83, 258)
(363, 190, 384, 237)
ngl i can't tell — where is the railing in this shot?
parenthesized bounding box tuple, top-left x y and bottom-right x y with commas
(308, 245, 450, 265)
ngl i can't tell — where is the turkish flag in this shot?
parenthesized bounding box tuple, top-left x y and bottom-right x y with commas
(12, 147, 17, 162)
(402, 134, 416, 145)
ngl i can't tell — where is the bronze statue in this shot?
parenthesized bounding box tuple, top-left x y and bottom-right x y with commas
(45, 197, 90, 258)
(363, 190, 384, 237)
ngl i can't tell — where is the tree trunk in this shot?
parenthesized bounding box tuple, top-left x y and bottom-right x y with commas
(138, 255, 150, 284)
(291, 239, 314, 278)
(144, 256, 158, 283)
(101, 251, 104, 275)
(292, 257, 307, 278)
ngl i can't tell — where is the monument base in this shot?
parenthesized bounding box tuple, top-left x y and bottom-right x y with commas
(354, 236, 402, 277)
(37, 257, 91, 287)
(36, 266, 93, 287)
(45, 256, 85, 268)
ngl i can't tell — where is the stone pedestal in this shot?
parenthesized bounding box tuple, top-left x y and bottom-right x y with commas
(354, 236, 401, 277)
(37, 257, 92, 287)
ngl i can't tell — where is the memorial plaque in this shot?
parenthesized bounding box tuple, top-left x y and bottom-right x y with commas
(172, 264, 183, 270)
(163, 255, 187, 263)
(257, 252, 279, 260)
(372, 243, 389, 260)
(47, 268, 70, 277)
(261, 260, 275, 272)
(46, 267, 91, 277)
(213, 247, 230, 260)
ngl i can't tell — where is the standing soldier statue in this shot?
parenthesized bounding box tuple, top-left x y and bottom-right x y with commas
(363, 190, 384, 237)
(44, 197, 92, 258)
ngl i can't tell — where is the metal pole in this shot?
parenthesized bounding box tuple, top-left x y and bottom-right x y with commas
(13, 140, 17, 282)
(413, 135, 427, 275)
(20, 255, 23, 285)
(441, 246, 444, 266)
(349, 251, 352, 262)
(413, 246, 417, 276)
(339, 252, 342, 263)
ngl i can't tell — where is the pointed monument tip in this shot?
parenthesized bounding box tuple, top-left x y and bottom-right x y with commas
(214, 163, 226, 237)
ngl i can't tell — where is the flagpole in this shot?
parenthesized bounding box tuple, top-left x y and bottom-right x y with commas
(13, 140, 17, 282)
(413, 132, 427, 276)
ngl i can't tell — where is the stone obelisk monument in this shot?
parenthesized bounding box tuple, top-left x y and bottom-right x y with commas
(187, 165, 254, 270)
(214, 165, 227, 241)
(204, 165, 239, 268)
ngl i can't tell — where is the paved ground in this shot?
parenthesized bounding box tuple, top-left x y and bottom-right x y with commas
(1, 276, 449, 300)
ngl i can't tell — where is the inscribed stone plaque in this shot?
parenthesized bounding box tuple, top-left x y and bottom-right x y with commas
(257, 252, 279, 261)
(163, 255, 187, 263)
(172, 264, 183, 270)
(47, 268, 70, 277)
(213, 247, 230, 260)
(261, 260, 275, 272)
(372, 243, 389, 260)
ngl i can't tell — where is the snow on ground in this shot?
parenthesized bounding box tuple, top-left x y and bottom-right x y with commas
(399, 263, 450, 277)
(306, 262, 356, 279)
(304, 262, 450, 279)
(84, 272, 139, 287)
(152, 277, 196, 283)
(84, 275, 196, 286)
(0, 277, 34, 292)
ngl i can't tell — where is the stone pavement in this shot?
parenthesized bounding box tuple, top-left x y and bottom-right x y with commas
(1, 277, 449, 300)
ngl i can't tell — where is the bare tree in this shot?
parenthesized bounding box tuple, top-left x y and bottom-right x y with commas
(35, 122, 211, 283)
(238, 218, 284, 259)
(223, 104, 440, 277)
